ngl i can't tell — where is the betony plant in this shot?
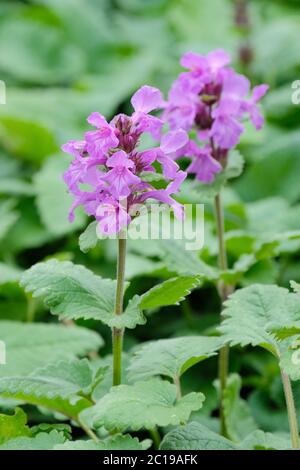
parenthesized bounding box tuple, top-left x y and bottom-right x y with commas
(162, 49, 268, 436)
(61, 85, 188, 386)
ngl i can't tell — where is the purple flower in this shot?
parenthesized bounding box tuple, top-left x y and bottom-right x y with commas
(62, 86, 187, 235)
(163, 49, 269, 183)
(102, 151, 141, 198)
(187, 144, 222, 183)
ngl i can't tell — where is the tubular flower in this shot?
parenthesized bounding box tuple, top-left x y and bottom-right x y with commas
(162, 49, 269, 183)
(62, 85, 188, 235)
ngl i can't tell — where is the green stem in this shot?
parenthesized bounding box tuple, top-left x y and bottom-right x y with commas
(214, 192, 230, 437)
(112, 236, 126, 386)
(181, 299, 193, 327)
(77, 419, 99, 442)
(280, 368, 300, 449)
(26, 294, 36, 323)
(174, 375, 182, 400)
(149, 427, 161, 449)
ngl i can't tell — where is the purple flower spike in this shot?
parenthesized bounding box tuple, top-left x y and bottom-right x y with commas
(62, 85, 187, 235)
(163, 49, 268, 183)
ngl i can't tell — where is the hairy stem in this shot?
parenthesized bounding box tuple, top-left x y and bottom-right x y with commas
(280, 368, 300, 449)
(112, 236, 126, 386)
(214, 192, 231, 437)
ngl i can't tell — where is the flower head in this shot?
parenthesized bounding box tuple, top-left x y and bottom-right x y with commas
(62, 86, 187, 235)
(163, 49, 268, 183)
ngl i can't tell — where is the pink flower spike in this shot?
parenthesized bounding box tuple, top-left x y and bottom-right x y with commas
(131, 85, 164, 114)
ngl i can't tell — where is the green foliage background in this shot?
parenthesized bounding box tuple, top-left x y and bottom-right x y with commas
(1, 0, 300, 450)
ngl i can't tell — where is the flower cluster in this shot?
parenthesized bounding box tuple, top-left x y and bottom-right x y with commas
(62, 86, 188, 235)
(162, 49, 268, 183)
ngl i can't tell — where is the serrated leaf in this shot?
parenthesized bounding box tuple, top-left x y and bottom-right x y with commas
(79, 221, 98, 253)
(81, 379, 205, 432)
(219, 284, 300, 356)
(140, 277, 200, 310)
(128, 336, 223, 382)
(223, 374, 257, 442)
(0, 320, 102, 377)
(0, 408, 31, 444)
(0, 430, 66, 450)
(0, 372, 92, 421)
(0, 358, 93, 401)
(160, 422, 237, 450)
(31, 423, 72, 440)
(54, 434, 151, 450)
(20, 259, 145, 329)
(20, 259, 116, 321)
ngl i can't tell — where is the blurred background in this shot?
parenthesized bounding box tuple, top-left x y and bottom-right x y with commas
(1, 0, 300, 436)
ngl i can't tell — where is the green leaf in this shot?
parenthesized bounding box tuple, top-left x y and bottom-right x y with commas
(0, 430, 66, 450)
(140, 276, 201, 310)
(20, 259, 146, 329)
(159, 239, 219, 279)
(0, 9, 84, 85)
(0, 408, 31, 444)
(223, 374, 257, 442)
(235, 133, 300, 203)
(2, 199, 53, 253)
(81, 379, 205, 432)
(79, 221, 98, 253)
(219, 284, 300, 356)
(115, 295, 146, 330)
(0, 372, 91, 421)
(128, 336, 223, 382)
(30, 423, 72, 440)
(0, 117, 57, 164)
(240, 430, 292, 450)
(0, 320, 102, 377)
(54, 434, 151, 451)
(291, 280, 300, 296)
(20, 259, 114, 322)
(34, 155, 85, 236)
(0, 358, 94, 400)
(160, 422, 237, 450)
